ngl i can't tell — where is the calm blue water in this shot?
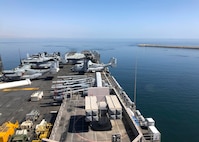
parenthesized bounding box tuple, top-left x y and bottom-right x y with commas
(1, 38, 199, 142)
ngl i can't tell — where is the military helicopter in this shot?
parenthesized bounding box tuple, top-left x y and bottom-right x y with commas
(71, 57, 117, 73)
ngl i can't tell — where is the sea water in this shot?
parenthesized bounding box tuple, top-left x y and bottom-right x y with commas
(1, 38, 199, 142)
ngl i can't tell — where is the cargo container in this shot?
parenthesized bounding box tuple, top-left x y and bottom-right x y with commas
(148, 126, 161, 141)
(85, 96, 92, 116)
(146, 118, 155, 126)
(90, 96, 98, 116)
(85, 96, 99, 122)
(105, 96, 116, 115)
(110, 95, 122, 119)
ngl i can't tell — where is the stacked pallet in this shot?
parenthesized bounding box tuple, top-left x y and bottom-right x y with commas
(105, 95, 122, 119)
(85, 96, 99, 122)
(105, 95, 116, 119)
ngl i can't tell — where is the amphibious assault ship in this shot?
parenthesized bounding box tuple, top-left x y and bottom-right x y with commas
(0, 50, 160, 142)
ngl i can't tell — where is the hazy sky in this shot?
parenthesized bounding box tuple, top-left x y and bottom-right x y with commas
(1, 0, 199, 39)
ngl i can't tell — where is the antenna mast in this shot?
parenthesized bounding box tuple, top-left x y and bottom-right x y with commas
(0, 55, 3, 73)
(133, 58, 137, 110)
(18, 48, 22, 65)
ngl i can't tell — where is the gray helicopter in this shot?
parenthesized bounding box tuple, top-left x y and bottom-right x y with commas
(71, 57, 117, 73)
(2, 61, 59, 81)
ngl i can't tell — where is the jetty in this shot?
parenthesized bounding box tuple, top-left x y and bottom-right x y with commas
(138, 44, 199, 49)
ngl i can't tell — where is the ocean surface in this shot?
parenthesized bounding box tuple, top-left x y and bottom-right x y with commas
(1, 38, 199, 142)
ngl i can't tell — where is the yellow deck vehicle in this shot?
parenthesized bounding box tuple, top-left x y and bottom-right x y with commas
(32, 119, 52, 142)
(0, 121, 19, 142)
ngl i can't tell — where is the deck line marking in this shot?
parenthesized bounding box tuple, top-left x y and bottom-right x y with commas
(2, 87, 39, 92)
(115, 120, 121, 134)
(105, 131, 108, 142)
(71, 101, 76, 142)
(92, 128, 95, 141)
(95, 131, 97, 141)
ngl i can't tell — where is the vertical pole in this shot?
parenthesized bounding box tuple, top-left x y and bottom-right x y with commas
(0, 55, 3, 73)
(18, 48, 22, 65)
(134, 58, 137, 110)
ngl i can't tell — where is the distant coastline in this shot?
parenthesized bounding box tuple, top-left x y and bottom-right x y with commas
(138, 44, 199, 49)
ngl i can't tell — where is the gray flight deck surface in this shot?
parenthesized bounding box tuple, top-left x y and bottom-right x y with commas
(0, 74, 59, 125)
(0, 64, 74, 124)
(0, 65, 71, 139)
(0, 64, 137, 142)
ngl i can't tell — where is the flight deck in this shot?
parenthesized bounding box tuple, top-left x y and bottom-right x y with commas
(0, 52, 160, 142)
